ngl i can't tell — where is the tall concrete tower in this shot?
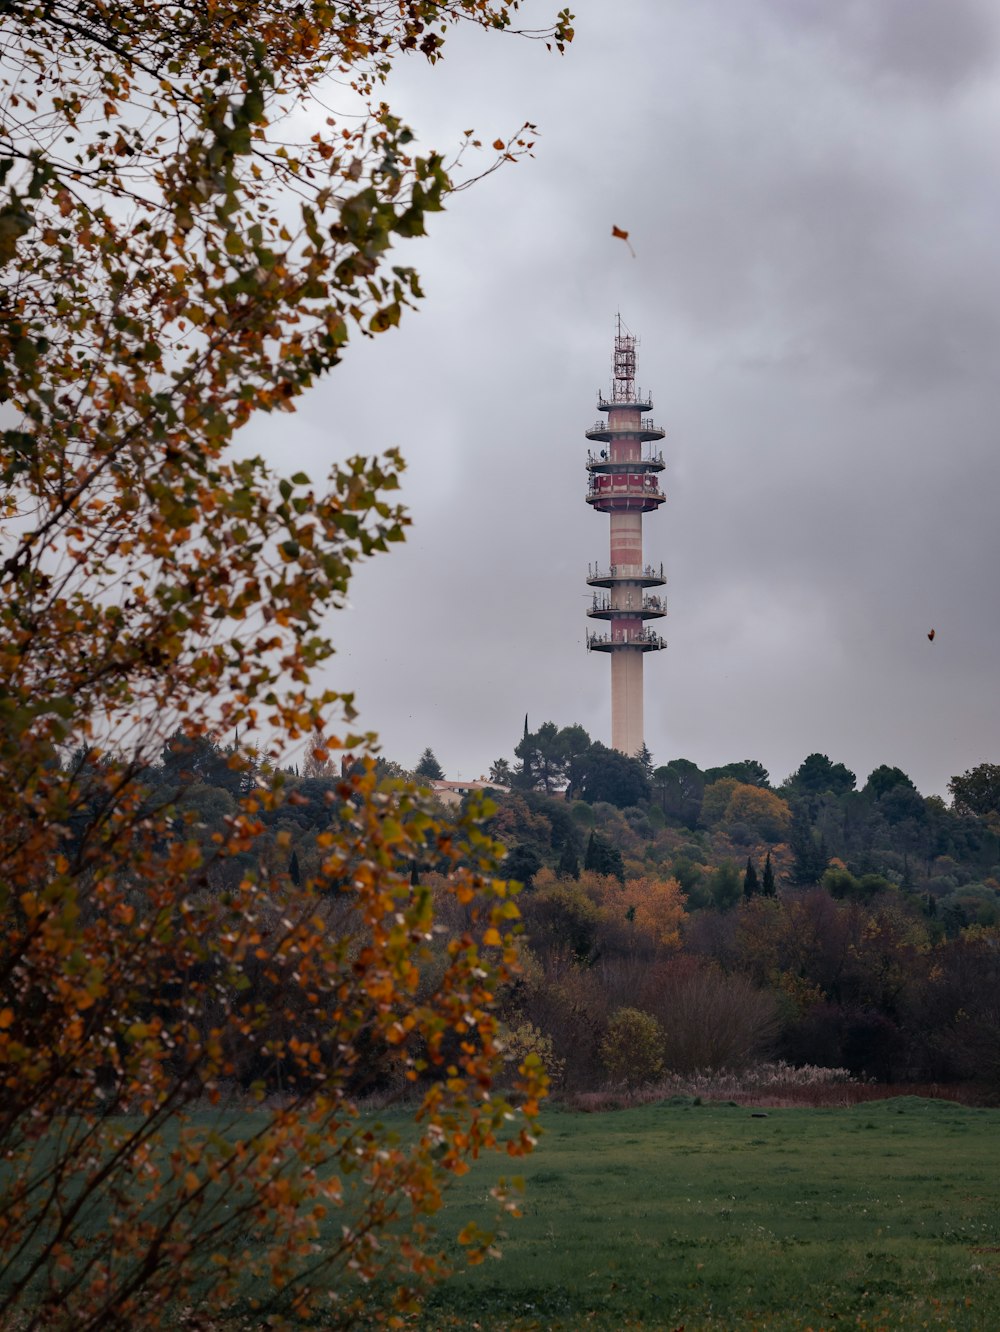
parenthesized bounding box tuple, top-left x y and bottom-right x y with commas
(585, 319, 667, 756)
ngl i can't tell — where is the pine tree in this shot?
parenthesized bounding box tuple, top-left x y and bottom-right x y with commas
(761, 850, 776, 897)
(415, 748, 444, 781)
(743, 856, 760, 900)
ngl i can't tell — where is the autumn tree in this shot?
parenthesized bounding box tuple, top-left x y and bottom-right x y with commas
(0, 1, 571, 1325)
(725, 784, 792, 843)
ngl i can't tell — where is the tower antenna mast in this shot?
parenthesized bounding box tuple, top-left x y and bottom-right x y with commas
(584, 318, 667, 755)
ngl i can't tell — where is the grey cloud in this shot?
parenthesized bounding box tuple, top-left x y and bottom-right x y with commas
(250, 0, 1000, 797)
(762, 0, 1000, 92)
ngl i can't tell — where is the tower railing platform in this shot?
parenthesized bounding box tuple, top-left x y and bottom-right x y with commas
(588, 593, 666, 620)
(586, 448, 664, 470)
(585, 419, 665, 444)
(586, 628, 667, 653)
(598, 394, 653, 412)
(586, 562, 666, 588)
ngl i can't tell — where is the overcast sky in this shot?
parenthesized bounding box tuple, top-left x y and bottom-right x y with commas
(243, 0, 1000, 797)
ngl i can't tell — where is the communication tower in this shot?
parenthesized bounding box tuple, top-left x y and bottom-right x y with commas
(585, 318, 666, 756)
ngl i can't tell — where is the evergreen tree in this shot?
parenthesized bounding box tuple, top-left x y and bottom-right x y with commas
(636, 742, 654, 779)
(503, 843, 542, 890)
(288, 850, 301, 886)
(584, 831, 625, 885)
(743, 856, 760, 900)
(557, 839, 580, 880)
(761, 850, 776, 897)
(789, 804, 829, 885)
(709, 861, 742, 911)
(415, 747, 444, 781)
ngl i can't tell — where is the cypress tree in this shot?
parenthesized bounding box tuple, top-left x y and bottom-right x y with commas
(557, 838, 581, 880)
(743, 856, 760, 900)
(761, 850, 776, 897)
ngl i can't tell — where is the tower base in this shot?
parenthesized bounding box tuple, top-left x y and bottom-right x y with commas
(610, 648, 644, 757)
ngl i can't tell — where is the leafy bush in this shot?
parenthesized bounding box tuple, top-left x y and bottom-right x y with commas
(600, 1008, 665, 1089)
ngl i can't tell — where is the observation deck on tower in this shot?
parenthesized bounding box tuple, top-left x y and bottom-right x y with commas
(582, 316, 668, 757)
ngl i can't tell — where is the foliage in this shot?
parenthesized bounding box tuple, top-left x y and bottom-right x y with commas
(567, 739, 650, 808)
(0, 0, 572, 1322)
(502, 841, 543, 890)
(949, 762, 1000, 818)
(652, 758, 705, 827)
(514, 721, 591, 794)
(415, 746, 445, 780)
(788, 803, 830, 886)
(639, 958, 781, 1074)
(498, 1020, 565, 1091)
(785, 753, 857, 801)
(761, 849, 776, 897)
(700, 777, 740, 826)
(472, 740, 1000, 1097)
(583, 829, 624, 884)
(599, 1008, 664, 1088)
(592, 874, 686, 952)
(704, 758, 771, 789)
(863, 764, 918, 801)
(725, 784, 792, 842)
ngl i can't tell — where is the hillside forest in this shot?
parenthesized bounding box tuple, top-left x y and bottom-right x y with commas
(130, 724, 1000, 1099)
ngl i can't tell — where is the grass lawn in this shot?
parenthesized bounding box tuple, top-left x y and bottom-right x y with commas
(414, 1095, 1000, 1331)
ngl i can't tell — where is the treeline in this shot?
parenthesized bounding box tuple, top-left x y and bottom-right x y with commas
(468, 726, 1000, 1092)
(88, 728, 1000, 1097)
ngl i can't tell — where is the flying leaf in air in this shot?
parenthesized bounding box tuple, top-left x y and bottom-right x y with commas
(927, 629, 936, 641)
(611, 224, 636, 258)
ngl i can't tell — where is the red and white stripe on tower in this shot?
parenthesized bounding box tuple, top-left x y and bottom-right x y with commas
(585, 317, 667, 756)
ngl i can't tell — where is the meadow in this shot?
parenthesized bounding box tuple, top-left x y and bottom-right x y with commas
(416, 1096, 1000, 1331)
(4, 1095, 997, 1330)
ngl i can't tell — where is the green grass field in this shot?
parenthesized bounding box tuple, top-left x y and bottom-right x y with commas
(415, 1096, 1000, 1331)
(6, 1096, 998, 1329)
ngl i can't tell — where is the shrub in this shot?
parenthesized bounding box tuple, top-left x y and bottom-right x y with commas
(499, 1021, 566, 1090)
(640, 959, 780, 1074)
(600, 1008, 665, 1089)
